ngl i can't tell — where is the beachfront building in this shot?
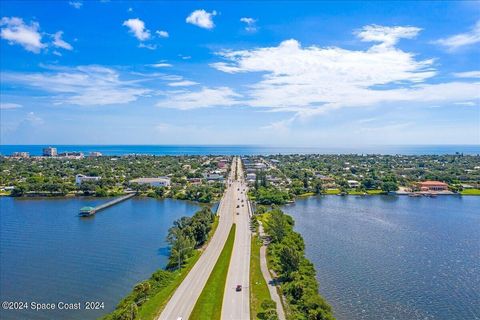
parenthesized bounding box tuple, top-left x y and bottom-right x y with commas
(43, 147, 57, 157)
(75, 174, 101, 185)
(129, 177, 171, 187)
(11, 152, 30, 158)
(418, 181, 448, 191)
(89, 152, 103, 157)
(58, 152, 84, 159)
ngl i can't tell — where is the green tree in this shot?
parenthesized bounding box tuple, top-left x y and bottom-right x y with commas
(382, 181, 398, 193)
(279, 246, 301, 276)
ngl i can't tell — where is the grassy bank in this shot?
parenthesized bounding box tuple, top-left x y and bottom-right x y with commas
(135, 214, 220, 319)
(102, 209, 218, 320)
(460, 189, 480, 195)
(136, 251, 201, 320)
(190, 224, 236, 320)
(250, 235, 271, 319)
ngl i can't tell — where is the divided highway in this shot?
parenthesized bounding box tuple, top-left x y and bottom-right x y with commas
(221, 157, 252, 319)
(158, 158, 246, 320)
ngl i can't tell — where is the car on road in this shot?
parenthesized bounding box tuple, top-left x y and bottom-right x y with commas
(236, 284, 242, 292)
(236, 205, 240, 208)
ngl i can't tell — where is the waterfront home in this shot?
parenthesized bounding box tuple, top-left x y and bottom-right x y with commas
(75, 174, 102, 185)
(347, 180, 360, 188)
(129, 177, 171, 187)
(418, 181, 448, 191)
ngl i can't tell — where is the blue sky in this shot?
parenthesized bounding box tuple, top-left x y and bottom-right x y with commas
(0, 1, 479, 145)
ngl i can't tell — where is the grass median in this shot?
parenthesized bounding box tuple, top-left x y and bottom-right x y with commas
(190, 224, 236, 320)
(250, 235, 271, 319)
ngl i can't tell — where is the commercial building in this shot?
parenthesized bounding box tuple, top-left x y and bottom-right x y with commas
(43, 147, 57, 157)
(418, 181, 448, 191)
(202, 173, 224, 182)
(75, 174, 101, 185)
(129, 177, 171, 187)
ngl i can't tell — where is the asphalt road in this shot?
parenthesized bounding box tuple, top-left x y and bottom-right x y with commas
(221, 157, 252, 319)
(158, 159, 237, 320)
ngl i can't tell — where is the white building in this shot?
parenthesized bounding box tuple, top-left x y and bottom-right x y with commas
(129, 177, 171, 187)
(11, 152, 29, 158)
(43, 147, 57, 157)
(89, 152, 103, 157)
(347, 180, 360, 188)
(254, 162, 267, 170)
(75, 174, 101, 185)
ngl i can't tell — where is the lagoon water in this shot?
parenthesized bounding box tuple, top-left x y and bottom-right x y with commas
(283, 195, 480, 320)
(0, 197, 200, 320)
(1, 195, 479, 320)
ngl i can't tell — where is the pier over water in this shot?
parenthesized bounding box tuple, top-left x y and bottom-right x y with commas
(79, 193, 136, 216)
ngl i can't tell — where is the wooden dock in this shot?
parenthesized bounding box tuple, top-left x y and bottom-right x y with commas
(79, 193, 136, 216)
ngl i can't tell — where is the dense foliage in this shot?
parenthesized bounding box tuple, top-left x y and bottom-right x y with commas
(244, 154, 480, 195)
(0, 155, 227, 202)
(262, 208, 335, 320)
(166, 207, 215, 269)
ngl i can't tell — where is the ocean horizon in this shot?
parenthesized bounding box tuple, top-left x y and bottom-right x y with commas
(1, 144, 479, 156)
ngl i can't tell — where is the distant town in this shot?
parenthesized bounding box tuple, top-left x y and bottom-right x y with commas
(1, 148, 479, 201)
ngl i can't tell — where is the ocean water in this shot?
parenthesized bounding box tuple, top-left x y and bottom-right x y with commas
(283, 195, 480, 320)
(0, 197, 201, 320)
(1, 144, 479, 156)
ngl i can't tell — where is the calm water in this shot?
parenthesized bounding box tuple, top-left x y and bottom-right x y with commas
(0, 197, 201, 320)
(1, 144, 479, 156)
(283, 196, 480, 320)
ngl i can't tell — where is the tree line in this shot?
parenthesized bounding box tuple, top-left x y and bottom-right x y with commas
(259, 207, 335, 320)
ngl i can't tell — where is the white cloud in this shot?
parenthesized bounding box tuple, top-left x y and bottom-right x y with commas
(454, 101, 476, 107)
(2, 65, 150, 106)
(68, 1, 82, 9)
(150, 63, 172, 68)
(186, 10, 217, 29)
(52, 50, 62, 56)
(156, 30, 169, 38)
(0, 102, 22, 110)
(240, 17, 257, 32)
(156, 87, 240, 110)
(454, 71, 480, 78)
(434, 20, 480, 51)
(123, 18, 151, 41)
(0, 17, 45, 53)
(52, 31, 73, 50)
(25, 112, 44, 125)
(138, 43, 156, 50)
(128, 7, 133, 12)
(167, 80, 199, 87)
(210, 30, 480, 119)
(356, 25, 421, 47)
